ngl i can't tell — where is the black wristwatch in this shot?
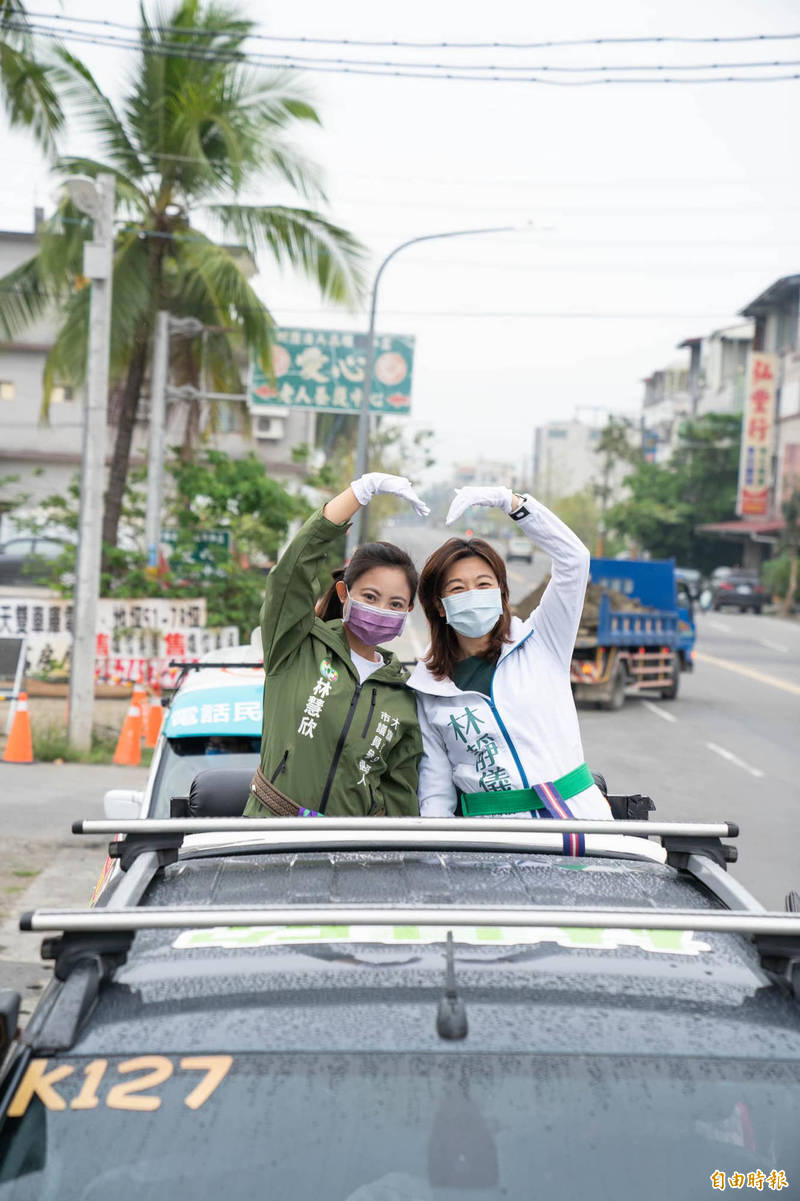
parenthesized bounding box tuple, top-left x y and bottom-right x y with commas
(509, 493, 532, 521)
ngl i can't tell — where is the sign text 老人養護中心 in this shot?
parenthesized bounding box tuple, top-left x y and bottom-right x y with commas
(250, 328, 414, 415)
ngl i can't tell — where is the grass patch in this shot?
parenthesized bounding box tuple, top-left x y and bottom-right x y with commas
(33, 724, 124, 764)
(12, 869, 38, 878)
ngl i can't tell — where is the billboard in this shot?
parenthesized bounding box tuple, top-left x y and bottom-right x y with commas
(736, 352, 778, 518)
(250, 327, 414, 415)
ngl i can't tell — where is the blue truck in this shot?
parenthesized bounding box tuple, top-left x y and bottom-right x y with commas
(570, 557, 696, 710)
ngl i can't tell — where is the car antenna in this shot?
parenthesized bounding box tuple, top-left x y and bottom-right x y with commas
(436, 931, 468, 1041)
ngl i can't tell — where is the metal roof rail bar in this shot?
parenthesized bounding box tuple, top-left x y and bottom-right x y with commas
(163, 657, 264, 700)
(70, 817, 738, 873)
(72, 818, 739, 838)
(19, 905, 800, 935)
(22, 906, 800, 997)
(22, 905, 800, 1049)
(167, 659, 263, 670)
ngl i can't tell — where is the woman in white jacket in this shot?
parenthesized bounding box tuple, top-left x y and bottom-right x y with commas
(407, 485, 611, 853)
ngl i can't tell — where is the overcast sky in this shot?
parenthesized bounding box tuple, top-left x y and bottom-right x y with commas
(3, 0, 800, 481)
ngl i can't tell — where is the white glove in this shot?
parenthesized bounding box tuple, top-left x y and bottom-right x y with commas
(445, 485, 515, 527)
(350, 472, 431, 518)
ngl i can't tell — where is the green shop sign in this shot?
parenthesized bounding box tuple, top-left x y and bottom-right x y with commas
(250, 327, 414, 415)
(162, 528, 231, 568)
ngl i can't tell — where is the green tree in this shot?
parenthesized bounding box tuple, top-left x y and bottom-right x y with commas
(606, 413, 741, 567)
(553, 488, 602, 553)
(0, 0, 366, 568)
(18, 449, 307, 638)
(147, 449, 306, 634)
(0, 0, 62, 152)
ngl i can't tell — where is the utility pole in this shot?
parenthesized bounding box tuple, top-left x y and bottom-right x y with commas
(67, 174, 115, 753)
(348, 224, 518, 556)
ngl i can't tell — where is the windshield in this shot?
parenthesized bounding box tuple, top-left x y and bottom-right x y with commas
(1, 1053, 797, 1200)
(148, 736, 260, 817)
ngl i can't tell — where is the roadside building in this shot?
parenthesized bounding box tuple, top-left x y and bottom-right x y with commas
(0, 209, 312, 538)
(640, 324, 753, 468)
(740, 275, 800, 513)
(531, 418, 631, 503)
(696, 278, 799, 568)
(640, 363, 691, 464)
(679, 322, 754, 419)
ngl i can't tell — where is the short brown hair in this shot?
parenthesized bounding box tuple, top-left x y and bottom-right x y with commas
(418, 537, 512, 681)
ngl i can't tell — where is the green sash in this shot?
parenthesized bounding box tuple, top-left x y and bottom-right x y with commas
(461, 762, 594, 817)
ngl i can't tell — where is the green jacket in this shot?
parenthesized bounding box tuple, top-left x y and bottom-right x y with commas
(244, 507, 421, 817)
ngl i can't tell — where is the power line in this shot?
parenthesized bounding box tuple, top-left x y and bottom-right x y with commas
(9, 19, 800, 85)
(18, 15, 800, 73)
(22, 12, 800, 52)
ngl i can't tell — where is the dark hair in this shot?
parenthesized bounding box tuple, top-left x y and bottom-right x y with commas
(418, 537, 512, 680)
(317, 541, 418, 621)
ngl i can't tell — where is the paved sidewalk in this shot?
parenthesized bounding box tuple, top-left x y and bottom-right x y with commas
(0, 762, 148, 1021)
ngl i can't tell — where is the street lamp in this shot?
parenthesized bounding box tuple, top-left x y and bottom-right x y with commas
(349, 225, 520, 552)
(66, 174, 115, 753)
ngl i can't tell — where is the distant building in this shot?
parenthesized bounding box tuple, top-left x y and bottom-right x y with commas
(531, 418, 628, 503)
(640, 363, 690, 463)
(453, 458, 518, 487)
(0, 209, 312, 538)
(676, 322, 753, 420)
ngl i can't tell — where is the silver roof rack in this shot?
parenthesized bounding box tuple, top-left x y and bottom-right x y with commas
(19, 904, 800, 936)
(71, 816, 739, 875)
(73, 817, 738, 838)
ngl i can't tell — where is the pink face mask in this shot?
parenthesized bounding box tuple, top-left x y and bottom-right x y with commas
(343, 591, 409, 645)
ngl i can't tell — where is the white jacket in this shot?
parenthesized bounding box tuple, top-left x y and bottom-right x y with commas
(407, 495, 611, 820)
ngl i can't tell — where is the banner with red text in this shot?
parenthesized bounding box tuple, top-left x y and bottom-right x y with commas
(737, 352, 778, 518)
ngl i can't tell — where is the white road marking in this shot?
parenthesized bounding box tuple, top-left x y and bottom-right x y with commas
(706, 741, 765, 779)
(642, 701, 678, 724)
(694, 651, 800, 697)
(758, 638, 789, 653)
(708, 620, 732, 633)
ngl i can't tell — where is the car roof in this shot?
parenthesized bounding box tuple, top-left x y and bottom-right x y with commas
(18, 816, 800, 1060)
(47, 846, 800, 1058)
(164, 649, 264, 738)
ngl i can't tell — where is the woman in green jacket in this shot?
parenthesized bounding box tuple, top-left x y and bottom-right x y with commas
(244, 473, 428, 818)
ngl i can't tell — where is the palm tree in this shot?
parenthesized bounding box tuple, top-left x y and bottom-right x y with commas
(0, 0, 366, 560)
(0, 0, 62, 151)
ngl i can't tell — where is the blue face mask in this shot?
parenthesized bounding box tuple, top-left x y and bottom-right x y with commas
(441, 588, 503, 638)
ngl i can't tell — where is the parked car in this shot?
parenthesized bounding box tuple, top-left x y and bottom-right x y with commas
(0, 537, 70, 586)
(2, 790, 799, 1199)
(710, 570, 768, 613)
(507, 535, 534, 563)
(103, 642, 263, 825)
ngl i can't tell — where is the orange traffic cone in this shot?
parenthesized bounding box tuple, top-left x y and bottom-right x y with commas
(131, 681, 149, 738)
(3, 692, 33, 764)
(144, 689, 163, 749)
(112, 702, 142, 766)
